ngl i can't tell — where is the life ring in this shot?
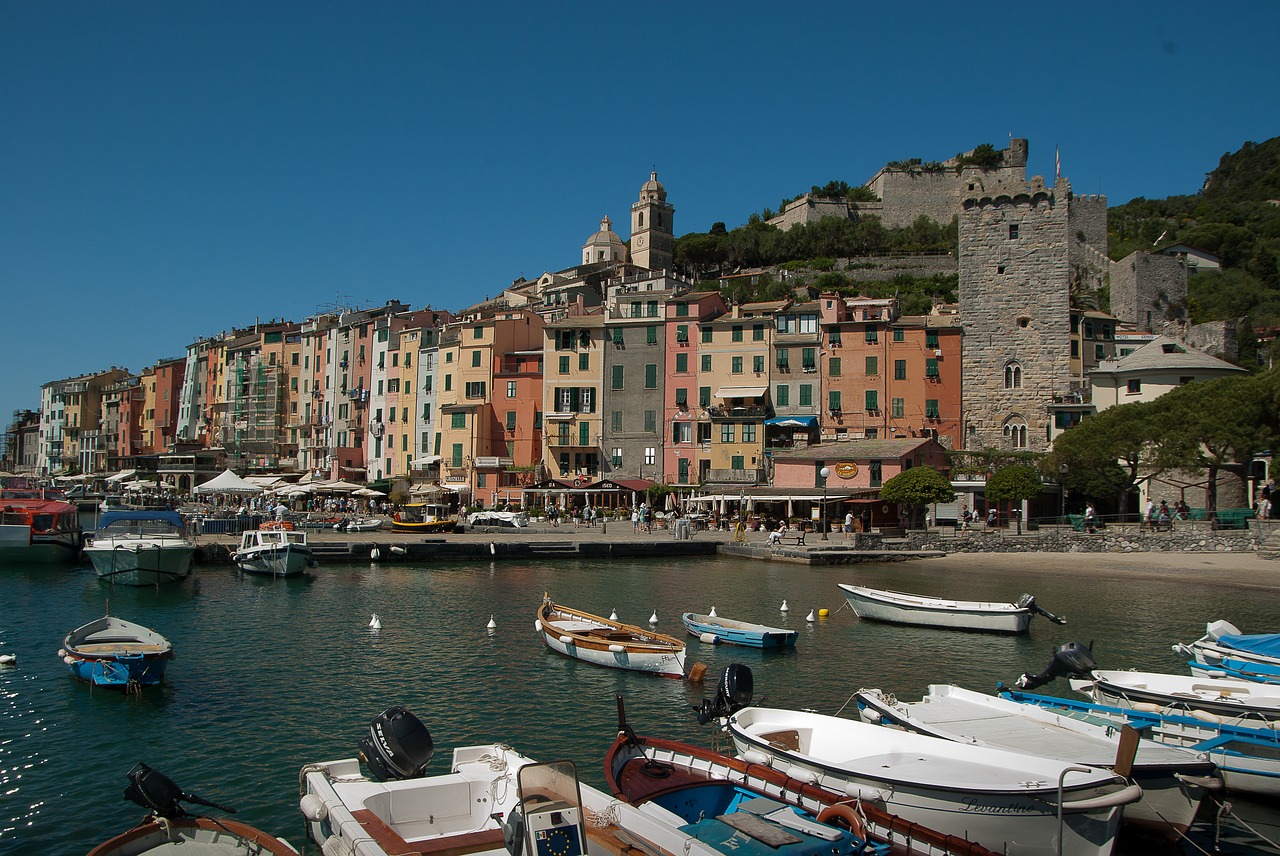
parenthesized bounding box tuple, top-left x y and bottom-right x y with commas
(574, 477, 583, 487)
(261, 520, 294, 531)
(816, 803, 866, 841)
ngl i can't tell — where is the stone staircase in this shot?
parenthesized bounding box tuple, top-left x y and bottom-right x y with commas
(1257, 522, 1280, 560)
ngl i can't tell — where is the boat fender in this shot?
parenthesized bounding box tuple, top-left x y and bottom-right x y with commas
(391, 545, 407, 555)
(321, 834, 353, 856)
(741, 749, 771, 767)
(608, 644, 626, 653)
(370, 548, 381, 561)
(63, 655, 76, 665)
(57, 649, 66, 659)
(843, 783, 886, 802)
(699, 633, 720, 645)
(299, 793, 329, 821)
(815, 804, 866, 841)
(558, 635, 574, 645)
(862, 709, 882, 724)
(308, 559, 319, 568)
(534, 620, 542, 632)
(787, 766, 817, 784)
(1189, 708, 1223, 724)
(0, 654, 15, 666)
(489, 542, 496, 555)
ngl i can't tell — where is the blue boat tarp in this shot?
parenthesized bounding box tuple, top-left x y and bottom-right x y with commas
(765, 416, 817, 428)
(98, 510, 186, 529)
(1220, 633, 1280, 659)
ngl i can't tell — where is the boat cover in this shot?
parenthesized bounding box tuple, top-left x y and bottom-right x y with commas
(1219, 633, 1280, 658)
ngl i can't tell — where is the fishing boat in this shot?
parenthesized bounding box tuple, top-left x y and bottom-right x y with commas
(726, 706, 1140, 856)
(62, 614, 173, 688)
(88, 762, 298, 855)
(390, 502, 457, 533)
(855, 684, 1218, 836)
(1174, 620, 1280, 682)
(82, 510, 196, 585)
(0, 488, 82, 563)
(681, 612, 797, 648)
(1071, 670, 1280, 722)
(301, 707, 885, 856)
(232, 528, 314, 577)
(1001, 687, 1280, 798)
(536, 594, 686, 677)
(606, 686, 998, 856)
(836, 583, 1065, 634)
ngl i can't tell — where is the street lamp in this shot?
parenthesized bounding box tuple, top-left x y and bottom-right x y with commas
(1059, 464, 1069, 526)
(820, 466, 831, 540)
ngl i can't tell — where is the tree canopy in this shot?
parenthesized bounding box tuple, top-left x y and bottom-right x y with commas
(879, 466, 954, 528)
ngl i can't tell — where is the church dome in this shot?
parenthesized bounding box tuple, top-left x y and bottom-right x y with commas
(640, 170, 666, 201)
(582, 215, 627, 264)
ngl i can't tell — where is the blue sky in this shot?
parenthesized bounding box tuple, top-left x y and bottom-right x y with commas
(3, 2, 1278, 436)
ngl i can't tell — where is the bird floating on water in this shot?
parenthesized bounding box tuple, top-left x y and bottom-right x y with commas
(649, 610, 658, 624)
(780, 600, 789, 613)
(369, 613, 382, 630)
(709, 606, 718, 618)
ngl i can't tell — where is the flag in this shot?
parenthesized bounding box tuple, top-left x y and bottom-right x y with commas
(1055, 146, 1061, 180)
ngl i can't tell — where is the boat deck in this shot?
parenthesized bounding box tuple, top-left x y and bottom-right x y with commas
(71, 642, 168, 654)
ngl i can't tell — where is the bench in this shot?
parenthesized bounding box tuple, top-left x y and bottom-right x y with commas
(770, 532, 806, 546)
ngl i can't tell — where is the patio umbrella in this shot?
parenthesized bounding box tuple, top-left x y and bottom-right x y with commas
(315, 479, 363, 493)
(353, 488, 386, 497)
(194, 469, 265, 495)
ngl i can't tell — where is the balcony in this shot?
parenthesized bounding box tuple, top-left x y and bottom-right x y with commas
(706, 468, 766, 485)
(706, 405, 770, 420)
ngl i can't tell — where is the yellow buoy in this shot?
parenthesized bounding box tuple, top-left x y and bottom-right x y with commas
(818, 608, 829, 618)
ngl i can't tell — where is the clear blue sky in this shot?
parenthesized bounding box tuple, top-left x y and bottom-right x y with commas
(3, 1, 1278, 434)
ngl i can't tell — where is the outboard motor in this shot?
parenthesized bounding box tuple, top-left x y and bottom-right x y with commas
(1015, 593, 1067, 625)
(359, 706, 434, 782)
(693, 663, 754, 724)
(1014, 641, 1096, 691)
(123, 762, 234, 819)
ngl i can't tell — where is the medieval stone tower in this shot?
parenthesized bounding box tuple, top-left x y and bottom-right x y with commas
(630, 170, 675, 272)
(959, 176, 1106, 452)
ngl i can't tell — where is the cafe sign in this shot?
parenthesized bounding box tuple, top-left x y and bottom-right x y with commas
(834, 461, 858, 479)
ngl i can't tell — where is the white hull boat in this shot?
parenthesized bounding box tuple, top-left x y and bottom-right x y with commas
(301, 712, 885, 856)
(855, 685, 1218, 836)
(1072, 670, 1280, 722)
(536, 594, 686, 678)
(837, 584, 1064, 634)
(1174, 620, 1280, 682)
(726, 706, 1140, 856)
(233, 529, 314, 577)
(83, 511, 196, 585)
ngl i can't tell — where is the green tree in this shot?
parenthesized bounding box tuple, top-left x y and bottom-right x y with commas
(879, 466, 954, 529)
(1049, 399, 1167, 510)
(983, 464, 1044, 534)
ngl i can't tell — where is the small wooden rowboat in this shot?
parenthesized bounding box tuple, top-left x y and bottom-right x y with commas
(837, 583, 1064, 634)
(62, 614, 173, 689)
(681, 612, 797, 648)
(536, 594, 686, 677)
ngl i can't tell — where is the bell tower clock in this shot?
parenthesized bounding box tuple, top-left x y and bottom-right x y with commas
(630, 170, 674, 272)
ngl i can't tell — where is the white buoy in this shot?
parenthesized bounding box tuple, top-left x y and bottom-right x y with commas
(0, 654, 15, 666)
(487, 615, 497, 630)
(369, 613, 382, 630)
(806, 609, 816, 622)
(709, 606, 718, 618)
(609, 608, 618, 621)
(780, 600, 789, 613)
(390, 545, 407, 555)
(649, 610, 659, 624)
(370, 547, 381, 561)
(489, 542, 496, 555)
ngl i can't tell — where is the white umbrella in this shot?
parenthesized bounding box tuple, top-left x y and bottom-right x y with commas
(353, 488, 386, 497)
(194, 469, 265, 495)
(315, 479, 363, 493)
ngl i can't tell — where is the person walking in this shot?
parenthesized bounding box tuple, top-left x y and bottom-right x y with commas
(843, 510, 854, 543)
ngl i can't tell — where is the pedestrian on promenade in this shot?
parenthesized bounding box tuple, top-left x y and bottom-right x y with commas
(844, 510, 853, 543)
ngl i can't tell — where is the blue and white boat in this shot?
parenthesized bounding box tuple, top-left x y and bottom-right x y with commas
(61, 614, 173, 689)
(681, 612, 797, 648)
(1174, 620, 1280, 683)
(83, 510, 196, 586)
(1000, 687, 1280, 797)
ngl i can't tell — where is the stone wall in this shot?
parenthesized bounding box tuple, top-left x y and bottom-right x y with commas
(1110, 251, 1188, 332)
(904, 527, 1259, 554)
(958, 179, 1073, 452)
(843, 254, 957, 282)
(864, 139, 1029, 229)
(768, 195, 857, 231)
(1183, 320, 1238, 362)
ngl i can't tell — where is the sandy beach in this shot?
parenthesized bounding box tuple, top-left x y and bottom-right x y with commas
(917, 550, 1280, 590)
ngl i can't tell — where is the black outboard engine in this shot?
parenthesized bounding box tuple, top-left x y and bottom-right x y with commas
(359, 706, 435, 782)
(123, 762, 234, 819)
(693, 663, 754, 724)
(1015, 593, 1067, 625)
(1014, 641, 1096, 691)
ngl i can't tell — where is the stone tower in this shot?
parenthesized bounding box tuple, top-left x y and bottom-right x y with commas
(630, 170, 674, 271)
(959, 177, 1083, 453)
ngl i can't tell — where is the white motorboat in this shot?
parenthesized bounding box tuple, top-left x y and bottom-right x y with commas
(300, 707, 884, 856)
(726, 706, 1140, 856)
(1071, 670, 1280, 722)
(855, 685, 1218, 836)
(83, 510, 196, 585)
(232, 528, 314, 577)
(1174, 619, 1280, 682)
(836, 583, 1064, 633)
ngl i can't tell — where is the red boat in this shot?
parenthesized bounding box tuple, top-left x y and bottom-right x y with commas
(0, 488, 82, 563)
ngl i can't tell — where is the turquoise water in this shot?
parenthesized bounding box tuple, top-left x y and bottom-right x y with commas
(3, 552, 1279, 855)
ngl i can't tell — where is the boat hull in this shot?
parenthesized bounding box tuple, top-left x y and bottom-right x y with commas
(390, 519, 456, 534)
(85, 542, 196, 585)
(0, 525, 81, 564)
(87, 816, 297, 855)
(681, 613, 797, 648)
(1075, 670, 1280, 722)
(728, 707, 1136, 856)
(537, 598, 686, 677)
(837, 584, 1031, 633)
(235, 544, 313, 577)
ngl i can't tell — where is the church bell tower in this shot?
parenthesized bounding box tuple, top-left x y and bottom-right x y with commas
(629, 170, 674, 272)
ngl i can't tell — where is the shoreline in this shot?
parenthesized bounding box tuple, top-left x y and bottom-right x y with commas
(911, 550, 1280, 589)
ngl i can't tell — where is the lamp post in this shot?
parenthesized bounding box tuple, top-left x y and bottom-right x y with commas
(820, 466, 831, 540)
(1059, 464, 1069, 526)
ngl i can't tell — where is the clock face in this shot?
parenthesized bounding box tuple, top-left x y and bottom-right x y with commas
(635, 236, 645, 248)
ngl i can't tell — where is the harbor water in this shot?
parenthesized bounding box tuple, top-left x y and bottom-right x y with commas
(3, 550, 1279, 854)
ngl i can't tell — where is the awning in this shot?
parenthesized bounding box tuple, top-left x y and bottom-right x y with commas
(411, 455, 442, 466)
(105, 469, 137, 483)
(715, 386, 767, 399)
(765, 416, 817, 428)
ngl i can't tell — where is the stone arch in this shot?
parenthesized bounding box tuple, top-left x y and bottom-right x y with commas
(1002, 415, 1028, 450)
(1004, 360, 1023, 389)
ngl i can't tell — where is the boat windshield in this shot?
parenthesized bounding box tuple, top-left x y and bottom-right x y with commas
(102, 519, 184, 537)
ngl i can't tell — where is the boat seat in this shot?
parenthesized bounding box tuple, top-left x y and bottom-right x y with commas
(758, 729, 800, 751)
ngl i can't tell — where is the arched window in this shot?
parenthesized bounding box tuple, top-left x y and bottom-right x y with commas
(1004, 361, 1022, 389)
(1002, 418, 1028, 450)
(638, 212, 644, 228)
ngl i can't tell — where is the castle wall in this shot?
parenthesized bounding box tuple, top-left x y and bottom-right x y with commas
(959, 183, 1073, 453)
(843, 253, 957, 282)
(864, 139, 1029, 229)
(1110, 251, 1188, 332)
(1184, 321, 1238, 362)
(768, 196, 854, 231)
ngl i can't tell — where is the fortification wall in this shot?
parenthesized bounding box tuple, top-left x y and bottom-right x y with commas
(843, 254, 957, 282)
(865, 139, 1029, 229)
(768, 195, 854, 231)
(959, 184, 1072, 452)
(1110, 251, 1188, 331)
(1184, 320, 1238, 362)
